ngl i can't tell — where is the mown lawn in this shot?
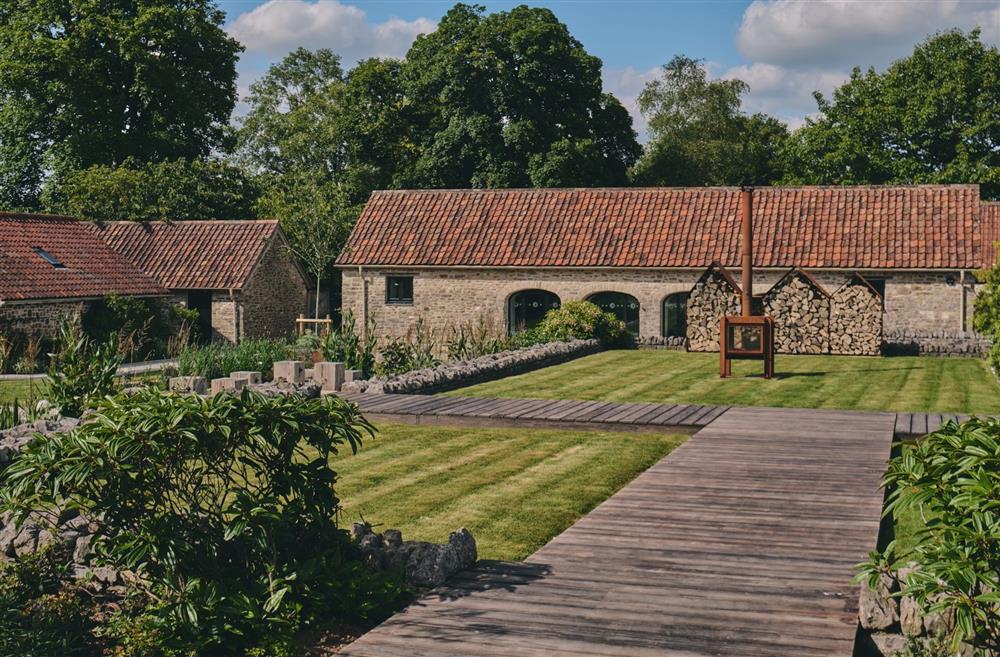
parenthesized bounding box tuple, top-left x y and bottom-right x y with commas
(332, 422, 685, 561)
(448, 350, 1000, 414)
(0, 379, 47, 405)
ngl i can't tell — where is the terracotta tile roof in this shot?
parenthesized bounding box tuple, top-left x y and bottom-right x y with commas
(338, 185, 984, 270)
(94, 220, 281, 290)
(983, 203, 1000, 268)
(0, 213, 167, 302)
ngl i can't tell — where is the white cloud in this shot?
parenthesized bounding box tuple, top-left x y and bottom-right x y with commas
(722, 62, 848, 119)
(738, 0, 999, 69)
(227, 0, 436, 62)
(731, 0, 999, 127)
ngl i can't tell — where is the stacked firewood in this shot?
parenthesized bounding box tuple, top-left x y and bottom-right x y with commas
(763, 272, 831, 354)
(830, 279, 883, 355)
(686, 270, 740, 352)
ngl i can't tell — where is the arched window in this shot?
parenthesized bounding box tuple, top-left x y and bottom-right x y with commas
(662, 293, 688, 338)
(586, 292, 640, 334)
(508, 289, 561, 334)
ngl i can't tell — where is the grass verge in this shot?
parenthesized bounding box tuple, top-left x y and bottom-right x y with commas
(332, 421, 685, 561)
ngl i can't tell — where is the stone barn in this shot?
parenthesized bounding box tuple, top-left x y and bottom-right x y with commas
(95, 221, 308, 342)
(0, 213, 168, 337)
(337, 185, 995, 351)
(0, 214, 308, 345)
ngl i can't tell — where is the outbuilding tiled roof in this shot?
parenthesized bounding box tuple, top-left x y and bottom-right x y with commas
(338, 185, 984, 270)
(983, 203, 1000, 267)
(0, 213, 167, 302)
(94, 220, 281, 290)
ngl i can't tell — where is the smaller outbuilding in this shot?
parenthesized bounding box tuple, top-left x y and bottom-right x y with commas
(0, 213, 168, 336)
(94, 220, 308, 343)
(0, 213, 308, 345)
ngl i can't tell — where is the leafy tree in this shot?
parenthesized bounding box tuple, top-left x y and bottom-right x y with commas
(0, 0, 242, 208)
(402, 4, 640, 188)
(41, 158, 261, 221)
(46, 320, 121, 418)
(783, 30, 1000, 199)
(235, 48, 346, 180)
(256, 173, 358, 317)
(633, 55, 789, 186)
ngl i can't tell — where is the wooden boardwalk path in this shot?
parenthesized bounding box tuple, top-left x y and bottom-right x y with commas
(344, 391, 970, 437)
(342, 392, 728, 434)
(340, 406, 896, 657)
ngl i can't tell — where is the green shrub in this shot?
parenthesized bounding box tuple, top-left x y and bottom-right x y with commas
(858, 417, 1000, 654)
(376, 319, 440, 377)
(46, 320, 122, 418)
(1, 388, 404, 654)
(322, 312, 377, 377)
(0, 544, 96, 657)
(176, 338, 291, 380)
(534, 301, 629, 347)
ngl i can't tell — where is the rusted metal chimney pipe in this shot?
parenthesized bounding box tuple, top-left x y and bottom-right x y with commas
(740, 186, 753, 316)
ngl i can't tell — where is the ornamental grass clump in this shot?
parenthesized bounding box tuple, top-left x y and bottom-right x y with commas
(176, 337, 291, 380)
(858, 417, 1000, 656)
(1, 388, 404, 654)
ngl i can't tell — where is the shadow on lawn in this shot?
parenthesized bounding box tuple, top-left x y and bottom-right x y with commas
(735, 366, 923, 380)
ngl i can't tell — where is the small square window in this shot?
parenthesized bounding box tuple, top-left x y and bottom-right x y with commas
(386, 276, 414, 304)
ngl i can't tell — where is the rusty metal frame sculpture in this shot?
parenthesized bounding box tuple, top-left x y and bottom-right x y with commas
(720, 187, 775, 379)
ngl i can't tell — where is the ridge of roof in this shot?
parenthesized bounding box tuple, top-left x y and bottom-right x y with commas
(370, 184, 982, 195)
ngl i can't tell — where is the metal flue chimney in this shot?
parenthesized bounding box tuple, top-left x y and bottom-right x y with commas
(740, 186, 753, 316)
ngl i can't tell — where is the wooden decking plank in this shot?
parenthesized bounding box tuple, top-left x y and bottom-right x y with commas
(547, 399, 604, 421)
(342, 406, 894, 657)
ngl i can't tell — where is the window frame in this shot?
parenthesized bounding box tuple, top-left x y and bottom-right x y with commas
(661, 292, 688, 338)
(385, 275, 415, 305)
(32, 246, 66, 269)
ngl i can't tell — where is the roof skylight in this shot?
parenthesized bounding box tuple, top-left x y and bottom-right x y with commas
(32, 247, 66, 268)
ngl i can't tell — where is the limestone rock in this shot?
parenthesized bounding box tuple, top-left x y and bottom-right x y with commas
(860, 573, 898, 630)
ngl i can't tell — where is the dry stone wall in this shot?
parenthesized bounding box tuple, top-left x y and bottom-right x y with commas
(830, 277, 883, 356)
(762, 271, 831, 355)
(686, 266, 741, 352)
(342, 339, 601, 395)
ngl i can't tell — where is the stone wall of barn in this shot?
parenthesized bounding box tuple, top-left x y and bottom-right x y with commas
(685, 267, 741, 352)
(238, 236, 308, 340)
(762, 271, 831, 355)
(340, 266, 701, 341)
(0, 300, 88, 338)
(340, 266, 972, 348)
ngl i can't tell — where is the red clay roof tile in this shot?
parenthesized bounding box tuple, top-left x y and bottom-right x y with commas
(0, 213, 167, 302)
(338, 186, 984, 270)
(93, 220, 281, 290)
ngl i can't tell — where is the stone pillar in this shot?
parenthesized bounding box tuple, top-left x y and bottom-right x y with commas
(230, 371, 262, 386)
(273, 360, 306, 385)
(169, 376, 207, 394)
(210, 377, 247, 395)
(314, 362, 345, 392)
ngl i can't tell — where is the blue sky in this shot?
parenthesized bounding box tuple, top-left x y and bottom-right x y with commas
(218, 0, 1000, 136)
